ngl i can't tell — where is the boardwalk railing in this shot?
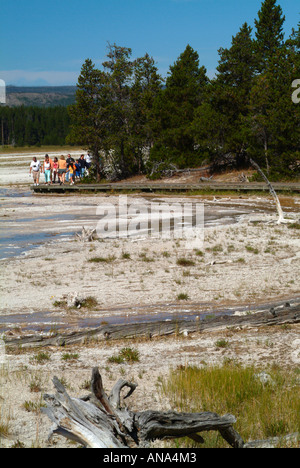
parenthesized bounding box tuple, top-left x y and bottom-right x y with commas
(31, 181, 300, 194)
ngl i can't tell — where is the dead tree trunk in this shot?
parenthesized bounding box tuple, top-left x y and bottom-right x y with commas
(250, 158, 285, 224)
(43, 367, 244, 448)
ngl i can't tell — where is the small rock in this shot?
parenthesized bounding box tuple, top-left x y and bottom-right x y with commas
(254, 372, 274, 386)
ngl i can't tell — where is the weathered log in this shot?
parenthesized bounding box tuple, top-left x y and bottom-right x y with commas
(42, 367, 242, 448)
(243, 433, 299, 449)
(134, 410, 240, 446)
(5, 304, 300, 349)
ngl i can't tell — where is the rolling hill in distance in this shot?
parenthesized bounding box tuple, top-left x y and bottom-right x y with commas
(6, 85, 77, 107)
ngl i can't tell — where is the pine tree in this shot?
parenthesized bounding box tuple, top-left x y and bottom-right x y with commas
(67, 59, 109, 180)
(248, 27, 300, 176)
(254, 0, 285, 73)
(130, 53, 163, 172)
(149, 44, 208, 171)
(192, 24, 256, 167)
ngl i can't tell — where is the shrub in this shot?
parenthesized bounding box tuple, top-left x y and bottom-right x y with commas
(177, 258, 195, 267)
(108, 347, 140, 364)
(177, 293, 189, 301)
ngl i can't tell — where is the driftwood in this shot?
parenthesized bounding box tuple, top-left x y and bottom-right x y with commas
(5, 304, 300, 349)
(76, 226, 97, 242)
(42, 367, 243, 448)
(200, 175, 214, 182)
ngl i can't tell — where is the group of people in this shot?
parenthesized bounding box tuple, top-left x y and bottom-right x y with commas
(29, 153, 92, 186)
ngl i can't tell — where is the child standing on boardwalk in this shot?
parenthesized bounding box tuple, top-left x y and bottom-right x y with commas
(68, 161, 76, 185)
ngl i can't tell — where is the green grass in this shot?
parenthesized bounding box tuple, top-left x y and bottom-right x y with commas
(53, 296, 98, 310)
(288, 223, 300, 230)
(53, 300, 67, 308)
(79, 296, 98, 309)
(215, 339, 229, 348)
(22, 399, 46, 413)
(0, 419, 10, 439)
(245, 245, 259, 254)
(139, 253, 154, 262)
(177, 293, 189, 301)
(121, 252, 131, 260)
(176, 258, 195, 267)
(108, 347, 140, 364)
(88, 256, 116, 264)
(61, 353, 79, 361)
(30, 352, 51, 364)
(162, 363, 300, 448)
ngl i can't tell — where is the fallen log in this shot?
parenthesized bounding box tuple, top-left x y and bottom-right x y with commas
(5, 304, 300, 349)
(42, 367, 243, 448)
(243, 433, 300, 449)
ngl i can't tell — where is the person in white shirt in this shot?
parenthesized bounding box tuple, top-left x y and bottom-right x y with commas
(29, 157, 41, 186)
(85, 153, 92, 175)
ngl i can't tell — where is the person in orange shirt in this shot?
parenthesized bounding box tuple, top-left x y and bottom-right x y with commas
(58, 155, 67, 185)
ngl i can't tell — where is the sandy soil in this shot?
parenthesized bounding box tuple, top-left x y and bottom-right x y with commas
(0, 193, 299, 318)
(0, 153, 299, 448)
(0, 321, 299, 448)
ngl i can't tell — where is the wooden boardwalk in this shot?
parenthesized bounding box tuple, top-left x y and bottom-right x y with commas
(31, 181, 300, 194)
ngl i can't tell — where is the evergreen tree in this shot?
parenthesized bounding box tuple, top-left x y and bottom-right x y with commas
(149, 44, 208, 171)
(101, 43, 136, 178)
(254, 0, 285, 73)
(247, 5, 299, 176)
(67, 59, 109, 180)
(130, 53, 163, 172)
(192, 24, 256, 167)
(248, 27, 300, 176)
(68, 45, 162, 180)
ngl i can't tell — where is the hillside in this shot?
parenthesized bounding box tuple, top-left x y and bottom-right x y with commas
(6, 85, 76, 107)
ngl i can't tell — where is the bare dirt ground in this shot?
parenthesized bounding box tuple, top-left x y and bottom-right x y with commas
(0, 321, 299, 448)
(0, 153, 299, 448)
(0, 193, 299, 448)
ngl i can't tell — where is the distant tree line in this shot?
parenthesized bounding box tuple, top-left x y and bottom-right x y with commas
(68, 0, 300, 181)
(0, 106, 70, 147)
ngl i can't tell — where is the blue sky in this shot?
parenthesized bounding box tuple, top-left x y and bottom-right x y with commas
(1, 0, 299, 86)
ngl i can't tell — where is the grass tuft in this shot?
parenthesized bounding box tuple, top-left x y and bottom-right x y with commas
(108, 347, 140, 364)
